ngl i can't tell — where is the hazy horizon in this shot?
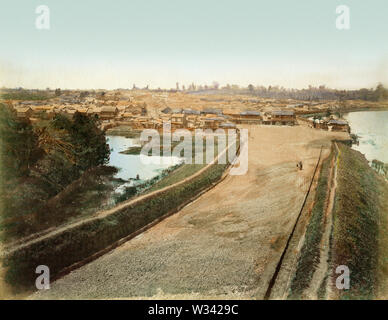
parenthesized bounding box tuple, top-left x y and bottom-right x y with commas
(2, 83, 387, 92)
(1, 0, 387, 90)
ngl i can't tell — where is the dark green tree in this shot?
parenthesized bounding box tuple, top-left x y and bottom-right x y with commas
(0, 103, 42, 179)
(51, 112, 109, 173)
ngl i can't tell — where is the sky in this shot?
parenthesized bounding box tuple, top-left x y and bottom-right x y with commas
(0, 0, 387, 90)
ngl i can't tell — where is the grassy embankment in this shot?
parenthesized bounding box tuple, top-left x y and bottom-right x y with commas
(288, 146, 334, 299)
(1, 125, 238, 291)
(377, 173, 388, 299)
(2, 159, 229, 291)
(105, 126, 142, 138)
(2, 165, 122, 245)
(289, 142, 388, 299)
(331, 143, 388, 299)
(31, 166, 120, 231)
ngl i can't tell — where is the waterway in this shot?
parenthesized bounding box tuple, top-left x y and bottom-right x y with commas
(107, 135, 182, 182)
(344, 110, 388, 163)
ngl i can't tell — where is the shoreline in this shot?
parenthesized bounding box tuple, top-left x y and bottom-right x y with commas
(298, 105, 388, 118)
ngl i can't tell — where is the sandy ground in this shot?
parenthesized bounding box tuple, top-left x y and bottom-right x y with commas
(32, 125, 348, 299)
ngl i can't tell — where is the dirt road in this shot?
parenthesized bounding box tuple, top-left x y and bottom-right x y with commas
(33, 125, 348, 299)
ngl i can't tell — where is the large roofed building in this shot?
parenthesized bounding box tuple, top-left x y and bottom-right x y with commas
(268, 110, 296, 125)
(100, 106, 119, 120)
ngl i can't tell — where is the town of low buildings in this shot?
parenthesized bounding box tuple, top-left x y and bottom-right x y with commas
(8, 89, 350, 133)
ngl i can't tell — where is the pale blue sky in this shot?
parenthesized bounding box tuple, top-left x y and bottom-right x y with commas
(1, 0, 387, 89)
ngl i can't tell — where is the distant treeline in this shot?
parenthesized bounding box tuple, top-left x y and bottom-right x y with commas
(2, 83, 388, 102)
(245, 84, 388, 101)
(191, 83, 388, 102)
(1, 90, 52, 101)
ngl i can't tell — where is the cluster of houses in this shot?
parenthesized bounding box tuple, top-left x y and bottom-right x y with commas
(112, 107, 297, 131)
(306, 116, 350, 132)
(5, 88, 355, 137)
(12, 99, 300, 131)
(12, 97, 350, 133)
(12, 95, 146, 124)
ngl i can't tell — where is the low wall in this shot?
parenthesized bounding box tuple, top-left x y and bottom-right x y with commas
(2, 141, 239, 290)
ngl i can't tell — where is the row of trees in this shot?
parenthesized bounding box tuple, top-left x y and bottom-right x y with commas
(168, 83, 388, 102)
(6, 83, 388, 102)
(0, 104, 110, 240)
(230, 84, 388, 101)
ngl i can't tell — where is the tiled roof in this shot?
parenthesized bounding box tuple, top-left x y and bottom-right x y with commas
(240, 110, 261, 116)
(328, 119, 348, 125)
(271, 110, 295, 116)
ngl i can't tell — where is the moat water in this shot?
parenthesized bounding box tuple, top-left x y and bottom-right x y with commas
(107, 135, 182, 182)
(344, 110, 388, 163)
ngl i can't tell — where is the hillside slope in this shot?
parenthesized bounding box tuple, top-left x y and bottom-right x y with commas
(331, 144, 388, 299)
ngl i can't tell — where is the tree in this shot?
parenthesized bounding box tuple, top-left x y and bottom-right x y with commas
(0, 103, 42, 179)
(374, 84, 388, 101)
(0, 109, 111, 241)
(52, 112, 110, 172)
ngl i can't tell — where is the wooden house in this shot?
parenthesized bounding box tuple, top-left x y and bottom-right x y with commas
(171, 113, 187, 129)
(32, 106, 55, 119)
(121, 112, 135, 121)
(239, 110, 262, 124)
(201, 116, 223, 130)
(223, 109, 240, 122)
(171, 108, 182, 114)
(161, 107, 172, 114)
(132, 116, 152, 129)
(15, 107, 33, 119)
(201, 108, 223, 116)
(219, 122, 236, 129)
(269, 110, 296, 125)
(186, 115, 200, 129)
(183, 109, 201, 115)
(327, 119, 349, 132)
(100, 106, 119, 120)
(160, 114, 171, 123)
(87, 107, 101, 117)
(313, 119, 328, 130)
